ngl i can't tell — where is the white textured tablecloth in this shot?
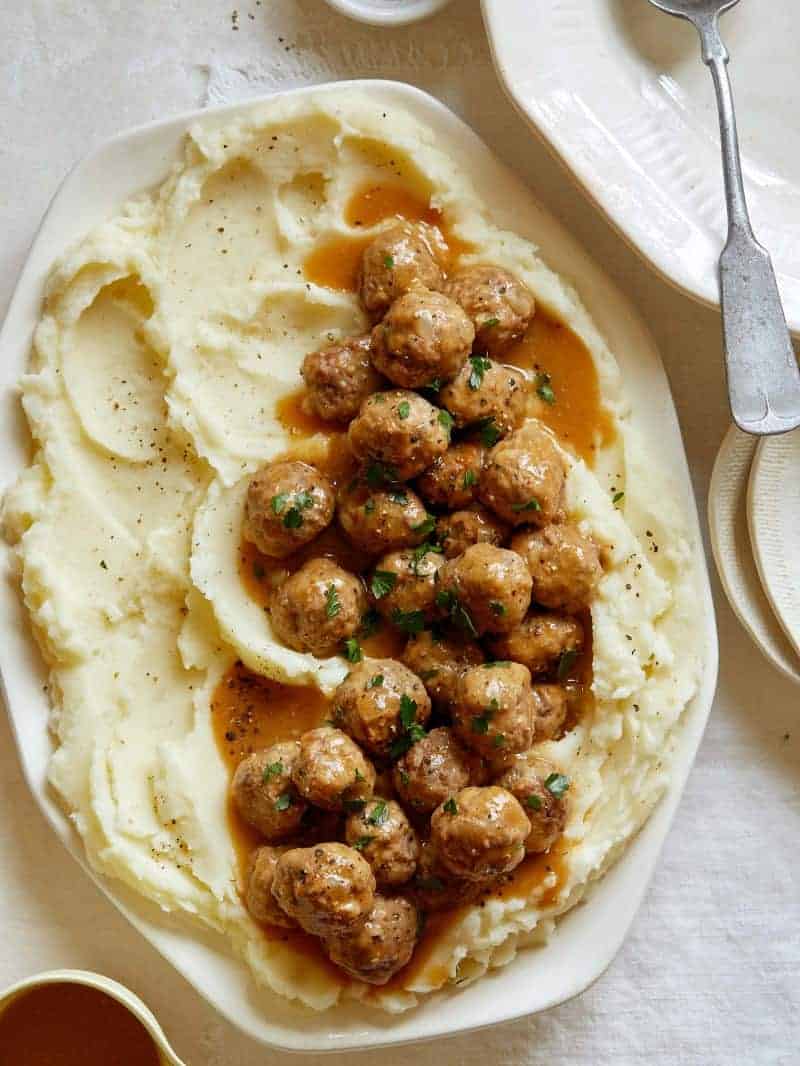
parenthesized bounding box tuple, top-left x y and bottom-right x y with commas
(1, 2, 798, 1063)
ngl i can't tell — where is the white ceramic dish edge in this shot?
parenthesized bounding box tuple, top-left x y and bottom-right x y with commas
(323, 0, 452, 27)
(0, 80, 718, 1052)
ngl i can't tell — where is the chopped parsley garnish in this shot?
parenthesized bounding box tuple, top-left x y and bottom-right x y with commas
(344, 637, 362, 663)
(411, 540, 442, 575)
(384, 254, 395, 269)
(270, 493, 289, 514)
(399, 770, 410, 786)
(438, 408, 454, 439)
(613, 491, 625, 505)
(492, 734, 506, 748)
(389, 721, 426, 759)
(399, 695, 418, 729)
(489, 600, 506, 616)
(471, 712, 492, 735)
(425, 378, 442, 393)
(462, 468, 478, 490)
(434, 588, 477, 637)
(443, 797, 458, 815)
(535, 371, 556, 405)
(352, 835, 374, 851)
(391, 608, 426, 634)
(511, 497, 542, 514)
(274, 792, 293, 812)
(482, 317, 500, 329)
(397, 400, 411, 420)
(354, 768, 365, 782)
(262, 761, 284, 782)
(525, 793, 543, 811)
(295, 490, 314, 510)
(544, 773, 570, 798)
(557, 648, 578, 681)
(368, 800, 389, 826)
(411, 514, 436, 538)
(364, 498, 376, 515)
(365, 461, 398, 488)
(468, 354, 492, 391)
(325, 583, 341, 619)
(477, 416, 501, 447)
(371, 569, 397, 599)
(367, 674, 384, 689)
(283, 507, 303, 529)
(390, 490, 409, 506)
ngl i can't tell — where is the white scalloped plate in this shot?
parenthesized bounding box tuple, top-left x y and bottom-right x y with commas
(747, 432, 800, 660)
(708, 426, 800, 685)
(0, 81, 717, 1050)
(482, 0, 800, 333)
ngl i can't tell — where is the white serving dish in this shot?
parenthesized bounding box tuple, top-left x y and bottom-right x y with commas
(0, 80, 717, 1051)
(482, 0, 800, 333)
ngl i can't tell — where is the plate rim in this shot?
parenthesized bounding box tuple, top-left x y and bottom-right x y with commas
(480, 0, 800, 336)
(0, 77, 719, 1051)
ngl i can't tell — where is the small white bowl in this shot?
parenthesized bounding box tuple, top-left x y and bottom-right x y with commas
(323, 0, 452, 26)
(0, 970, 185, 1066)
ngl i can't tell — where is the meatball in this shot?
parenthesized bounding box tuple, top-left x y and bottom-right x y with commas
(452, 662, 536, 760)
(301, 335, 383, 423)
(478, 422, 566, 527)
(487, 611, 584, 677)
(439, 359, 527, 437)
(370, 547, 445, 622)
(323, 894, 418, 985)
(411, 842, 484, 911)
(436, 543, 532, 637)
(511, 524, 602, 614)
(495, 753, 569, 854)
(531, 682, 569, 741)
(231, 742, 307, 840)
(431, 786, 530, 881)
(332, 658, 431, 759)
(445, 265, 535, 357)
(269, 558, 366, 658)
(292, 726, 375, 811)
(244, 460, 335, 559)
(393, 726, 482, 814)
(272, 843, 376, 936)
(359, 220, 447, 317)
(370, 286, 474, 390)
(401, 629, 484, 709)
(436, 505, 508, 560)
(348, 390, 449, 481)
(337, 477, 429, 556)
(244, 846, 296, 928)
(415, 441, 485, 511)
(345, 798, 419, 886)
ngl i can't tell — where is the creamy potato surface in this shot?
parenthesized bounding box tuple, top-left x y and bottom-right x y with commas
(2, 91, 702, 1012)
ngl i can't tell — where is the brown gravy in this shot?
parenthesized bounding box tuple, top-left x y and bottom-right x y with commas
(303, 181, 474, 293)
(505, 312, 615, 464)
(0, 982, 162, 1066)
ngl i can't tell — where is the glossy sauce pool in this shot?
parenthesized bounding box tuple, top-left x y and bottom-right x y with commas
(303, 181, 474, 293)
(0, 983, 162, 1066)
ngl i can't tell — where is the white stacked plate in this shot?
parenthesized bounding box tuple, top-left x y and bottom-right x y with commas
(709, 427, 800, 685)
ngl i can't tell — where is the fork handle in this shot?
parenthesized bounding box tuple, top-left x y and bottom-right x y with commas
(699, 17, 800, 434)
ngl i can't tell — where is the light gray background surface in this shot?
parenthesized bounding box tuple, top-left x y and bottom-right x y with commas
(0, 2, 797, 1063)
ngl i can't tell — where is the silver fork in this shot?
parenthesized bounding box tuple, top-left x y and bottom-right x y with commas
(646, 0, 800, 435)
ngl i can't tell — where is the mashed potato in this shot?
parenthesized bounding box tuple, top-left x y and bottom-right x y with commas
(2, 90, 703, 1012)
